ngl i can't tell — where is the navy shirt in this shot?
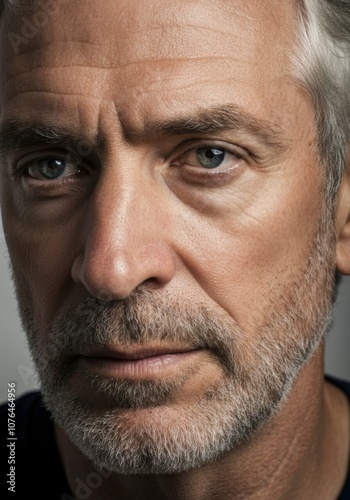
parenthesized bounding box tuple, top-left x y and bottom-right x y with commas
(1, 375, 350, 499)
(1, 390, 71, 498)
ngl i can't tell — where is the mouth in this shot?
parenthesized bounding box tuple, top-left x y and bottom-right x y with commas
(79, 345, 204, 379)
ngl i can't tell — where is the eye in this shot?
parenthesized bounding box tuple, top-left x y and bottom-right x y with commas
(196, 148, 227, 169)
(175, 146, 242, 171)
(25, 158, 81, 180)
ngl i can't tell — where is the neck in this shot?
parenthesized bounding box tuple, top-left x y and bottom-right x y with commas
(55, 348, 349, 500)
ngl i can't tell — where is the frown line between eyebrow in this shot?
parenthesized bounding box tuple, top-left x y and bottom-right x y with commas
(0, 104, 287, 159)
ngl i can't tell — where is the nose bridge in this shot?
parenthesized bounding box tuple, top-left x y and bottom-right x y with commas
(72, 159, 176, 299)
(94, 167, 148, 252)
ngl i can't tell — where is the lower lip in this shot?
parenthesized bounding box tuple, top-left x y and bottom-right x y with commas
(79, 350, 202, 379)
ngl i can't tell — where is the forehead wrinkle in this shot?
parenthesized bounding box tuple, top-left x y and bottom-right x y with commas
(5, 56, 234, 85)
(4, 36, 241, 80)
(1, 1, 279, 70)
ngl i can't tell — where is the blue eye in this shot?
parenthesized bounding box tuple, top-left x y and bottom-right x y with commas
(196, 148, 226, 169)
(26, 158, 80, 180)
(37, 159, 66, 179)
(175, 146, 240, 172)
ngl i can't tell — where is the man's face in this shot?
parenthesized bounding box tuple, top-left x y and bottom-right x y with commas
(0, 0, 338, 473)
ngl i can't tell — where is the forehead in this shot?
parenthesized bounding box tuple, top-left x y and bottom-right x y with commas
(1, 0, 297, 51)
(0, 0, 300, 135)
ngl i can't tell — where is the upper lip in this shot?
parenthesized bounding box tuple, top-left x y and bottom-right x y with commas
(82, 345, 199, 361)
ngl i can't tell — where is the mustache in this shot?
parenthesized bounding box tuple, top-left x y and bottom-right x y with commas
(45, 291, 242, 375)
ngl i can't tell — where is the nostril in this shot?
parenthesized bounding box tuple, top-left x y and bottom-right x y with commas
(142, 277, 158, 287)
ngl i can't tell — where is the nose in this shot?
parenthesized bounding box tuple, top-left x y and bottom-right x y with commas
(71, 163, 177, 301)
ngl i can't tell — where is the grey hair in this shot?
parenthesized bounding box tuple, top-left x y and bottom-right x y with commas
(0, 0, 349, 200)
(295, 0, 350, 201)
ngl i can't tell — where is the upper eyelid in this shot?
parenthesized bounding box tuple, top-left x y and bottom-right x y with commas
(5, 142, 100, 176)
(16, 151, 85, 173)
(26, 159, 79, 178)
(10, 155, 82, 184)
(170, 141, 249, 163)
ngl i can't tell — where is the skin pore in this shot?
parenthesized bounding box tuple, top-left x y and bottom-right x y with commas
(0, 0, 349, 498)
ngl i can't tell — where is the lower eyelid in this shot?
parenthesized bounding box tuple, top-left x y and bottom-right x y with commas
(180, 157, 241, 171)
(176, 161, 244, 187)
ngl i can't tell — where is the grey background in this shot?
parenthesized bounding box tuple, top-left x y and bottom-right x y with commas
(0, 220, 349, 403)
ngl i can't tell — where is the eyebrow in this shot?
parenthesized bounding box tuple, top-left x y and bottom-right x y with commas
(0, 104, 287, 158)
(0, 120, 101, 157)
(122, 104, 288, 154)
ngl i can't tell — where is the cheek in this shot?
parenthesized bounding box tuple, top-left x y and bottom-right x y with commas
(178, 171, 323, 332)
(3, 212, 78, 330)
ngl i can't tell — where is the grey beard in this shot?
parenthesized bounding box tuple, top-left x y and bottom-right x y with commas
(18, 206, 336, 474)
